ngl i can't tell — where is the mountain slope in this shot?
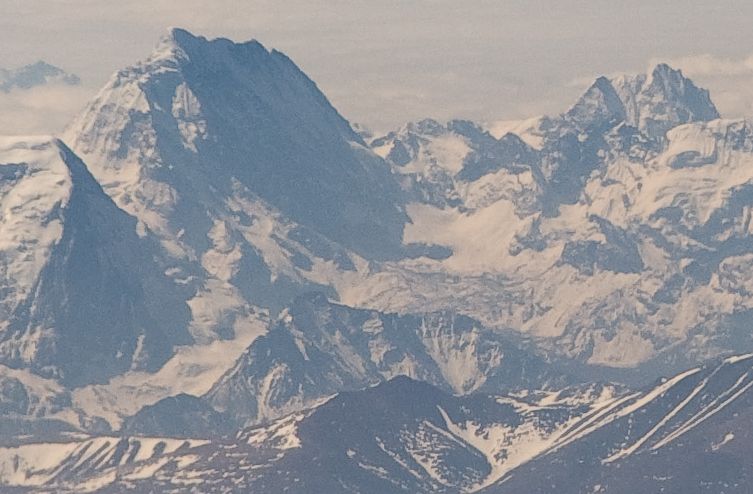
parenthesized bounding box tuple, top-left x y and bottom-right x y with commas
(2, 377, 613, 493)
(120, 393, 233, 439)
(0, 137, 191, 387)
(204, 293, 566, 426)
(611, 63, 719, 138)
(0, 435, 206, 490)
(60, 27, 748, 380)
(482, 354, 753, 493)
(4, 355, 750, 493)
(3, 30, 753, 493)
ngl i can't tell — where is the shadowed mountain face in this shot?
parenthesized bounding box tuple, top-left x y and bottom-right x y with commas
(60, 27, 753, 382)
(482, 354, 753, 494)
(0, 138, 191, 388)
(120, 393, 233, 439)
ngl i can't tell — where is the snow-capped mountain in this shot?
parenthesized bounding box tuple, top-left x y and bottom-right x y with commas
(65, 26, 405, 268)
(0, 137, 191, 388)
(3, 25, 753, 493)
(0, 62, 80, 93)
(59, 29, 418, 376)
(370, 119, 539, 211)
(57, 27, 753, 382)
(0, 435, 206, 491)
(358, 64, 753, 379)
(610, 63, 720, 138)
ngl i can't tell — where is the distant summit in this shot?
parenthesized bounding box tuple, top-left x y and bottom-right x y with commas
(568, 63, 720, 137)
(0, 61, 80, 92)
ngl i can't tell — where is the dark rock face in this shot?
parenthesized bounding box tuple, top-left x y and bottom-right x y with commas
(0, 377, 28, 415)
(121, 394, 235, 438)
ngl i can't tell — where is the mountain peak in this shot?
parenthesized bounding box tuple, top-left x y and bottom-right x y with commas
(647, 62, 695, 88)
(644, 62, 697, 96)
(0, 136, 191, 386)
(649, 62, 677, 79)
(153, 27, 269, 66)
(611, 62, 719, 137)
(564, 63, 720, 138)
(159, 27, 204, 54)
(647, 61, 719, 115)
(566, 75, 626, 128)
(0, 61, 80, 93)
(66, 28, 407, 266)
(166, 26, 197, 44)
(592, 75, 614, 90)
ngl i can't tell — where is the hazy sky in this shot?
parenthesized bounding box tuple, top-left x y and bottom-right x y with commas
(4, 0, 753, 134)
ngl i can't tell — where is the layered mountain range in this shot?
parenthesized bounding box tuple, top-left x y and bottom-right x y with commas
(1, 27, 752, 492)
(363, 63, 753, 377)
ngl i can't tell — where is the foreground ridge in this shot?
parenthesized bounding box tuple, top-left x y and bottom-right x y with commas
(2, 356, 752, 493)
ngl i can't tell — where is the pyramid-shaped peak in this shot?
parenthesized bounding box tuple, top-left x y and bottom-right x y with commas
(66, 27, 407, 261)
(582, 76, 622, 105)
(592, 75, 615, 91)
(645, 62, 718, 114)
(627, 62, 720, 134)
(565, 75, 626, 128)
(651, 62, 677, 74)
(645, 62, 702, 96)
